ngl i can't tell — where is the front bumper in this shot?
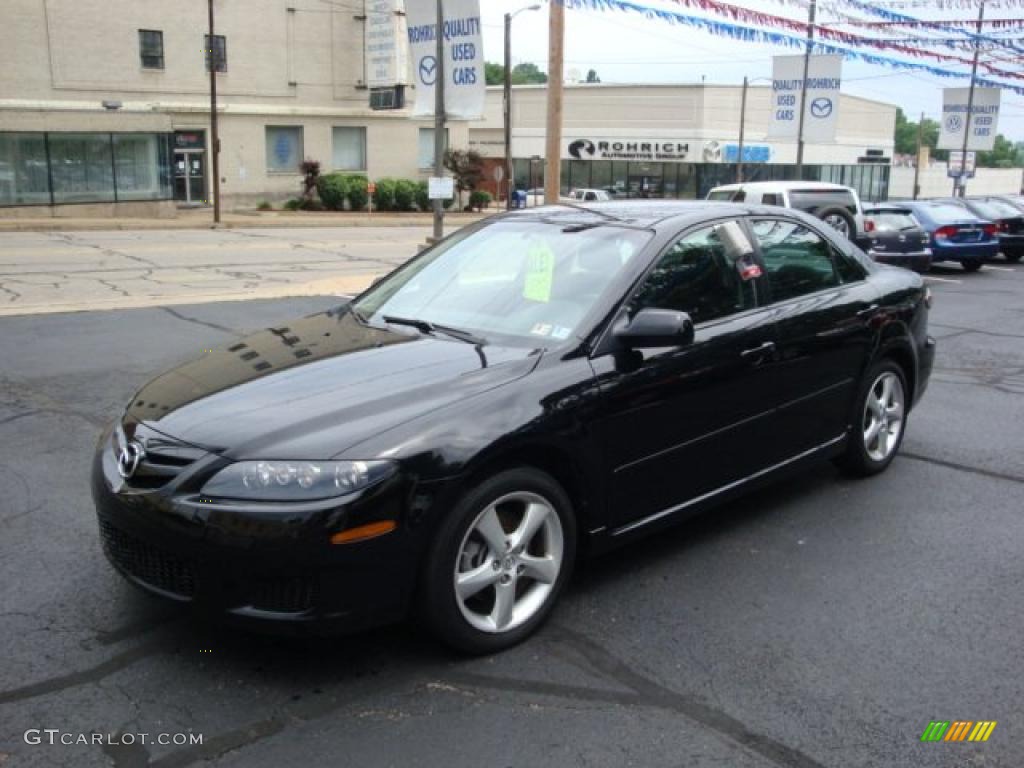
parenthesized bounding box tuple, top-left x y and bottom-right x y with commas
(867, 249, 932, 273)
(91, 431, 424, 634)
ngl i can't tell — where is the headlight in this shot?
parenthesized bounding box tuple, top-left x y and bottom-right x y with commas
(200, 460, 396, 501)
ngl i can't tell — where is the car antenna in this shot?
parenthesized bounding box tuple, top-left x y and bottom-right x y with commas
(557, 202, 624, 222)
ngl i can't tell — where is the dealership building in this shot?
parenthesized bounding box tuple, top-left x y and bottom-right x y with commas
(0, 0, 897, 218)
(469, 83, 897, 203)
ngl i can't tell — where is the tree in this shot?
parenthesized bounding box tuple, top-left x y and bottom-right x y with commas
(483, 61, 549, 86)
(586, 68, 601, 83)
(893, 108, 946, 163)
(977, 134, 1024, 168)
(484, 61, 504, 86)
(443, 149, 485, 209)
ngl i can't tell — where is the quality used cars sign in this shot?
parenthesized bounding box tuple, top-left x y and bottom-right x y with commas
(768, 54, 842, 143)
(406, 0, 485, 119)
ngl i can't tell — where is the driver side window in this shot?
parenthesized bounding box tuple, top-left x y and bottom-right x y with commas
(628, 223, 757, 325)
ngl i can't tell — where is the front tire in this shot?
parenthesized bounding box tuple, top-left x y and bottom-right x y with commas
(837, 361, 908, 477)
(420, 467, 577, 654)
(961, 259, 984, 272)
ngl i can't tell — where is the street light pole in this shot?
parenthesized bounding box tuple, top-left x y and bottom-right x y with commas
(207, 0, 221, 225)
(736, 76, 748, 183)
(955, 0, 985, 198)
(504, 5, 540, 211)
(795, 0, 816, 178)
(544, 0, 564, 205)
(913, 111, 924, 200)
(432, 0, 445, 240)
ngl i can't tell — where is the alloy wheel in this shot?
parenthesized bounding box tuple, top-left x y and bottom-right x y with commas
(862, 371, 905, 462)
(824, 214, 851, 237)
(453, 491, 564, 634)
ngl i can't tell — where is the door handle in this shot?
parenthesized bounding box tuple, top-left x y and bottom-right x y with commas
(857, 304, 880, 318)
(741, 341, 776, 359)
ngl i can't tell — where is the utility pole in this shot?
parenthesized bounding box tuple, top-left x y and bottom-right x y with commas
(432, 0, 445, 240)
(544, 0, 564, 205)
(736, 76, 748, 183)
(504, 12, 513, 210)
(955, 0, 985, 197)
(208, 0, 221, 225)
(795, 0, 816, 178)
(912, 111, 924, 200)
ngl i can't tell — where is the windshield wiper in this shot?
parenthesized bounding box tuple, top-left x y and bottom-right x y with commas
(382, 315, 487, 346)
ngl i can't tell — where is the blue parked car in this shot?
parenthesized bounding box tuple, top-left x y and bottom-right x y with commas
(894, 200, 999, 272)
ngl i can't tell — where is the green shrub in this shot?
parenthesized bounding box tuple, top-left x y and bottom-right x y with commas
(346, 176, 369, 211)
(372, 178, 397, 211)
(257, 200, 273, 211)
(284, 198, 302, 211)
(469, 190, 492, 211)
(414, 181, 430, 212)
(317, 173, 347, 211)
(299, 198, 324, 211)
(393, 179, 417, 212)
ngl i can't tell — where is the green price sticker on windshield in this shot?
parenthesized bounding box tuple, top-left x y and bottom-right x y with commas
(523, 244, 555, 303)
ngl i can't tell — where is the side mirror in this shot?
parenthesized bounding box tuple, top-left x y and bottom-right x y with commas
(614, 308, 694, 349)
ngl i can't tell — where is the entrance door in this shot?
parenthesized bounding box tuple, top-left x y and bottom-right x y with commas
(173, 151, 206, 204)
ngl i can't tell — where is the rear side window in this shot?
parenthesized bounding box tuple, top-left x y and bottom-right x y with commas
(629, 222, 757, 324)
(707, 190, 736, 201)
(788, 190, 857, 216)
(750, 219, 840, 302)
(762, 193, 782, 206)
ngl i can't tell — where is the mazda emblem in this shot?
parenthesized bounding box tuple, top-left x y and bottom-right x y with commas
(115, 431, 146, 479)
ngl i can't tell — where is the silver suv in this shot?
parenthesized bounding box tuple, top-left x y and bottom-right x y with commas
(707, 181, 866, 242)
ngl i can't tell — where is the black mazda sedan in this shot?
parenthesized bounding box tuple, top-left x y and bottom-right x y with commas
(93, 202, 935, 653)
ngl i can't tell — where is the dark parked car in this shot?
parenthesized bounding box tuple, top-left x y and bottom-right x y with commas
(895, 200, 998, 272)
(940, 197, 1024, 263)
(862, 204, 932, 273)
(93, 202, 935, 653)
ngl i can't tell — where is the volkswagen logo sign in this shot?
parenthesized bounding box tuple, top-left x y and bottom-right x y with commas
(567, 139, 596, 159)
(115, 428, 146, 479)
(809, 97, 833, 119)
(945, 114, 963, 133)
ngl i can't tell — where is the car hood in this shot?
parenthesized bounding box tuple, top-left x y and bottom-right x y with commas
(124, 309, 541, 460)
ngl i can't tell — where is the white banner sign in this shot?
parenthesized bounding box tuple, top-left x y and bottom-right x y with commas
(769, 55, 842, 143)
(364, 0, 408, 88)
(428, 176, 454, 199)
(406, 0, 485, 119)
(938, 88, 1000, 151)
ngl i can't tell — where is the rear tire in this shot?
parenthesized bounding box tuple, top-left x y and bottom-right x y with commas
(1004, 250, 1022, 264)
(419, 467, 577, 654)
(961, 259, 984, 272)
(836, 360, 908, 477)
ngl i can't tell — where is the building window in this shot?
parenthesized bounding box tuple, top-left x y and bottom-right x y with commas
(332, 127, 366, 171)
(205, 34, 227, 73)
(48, 133, 116, 204)
(0, 133, 50, 206)
(114, 134, 172, 201)
(418, 127, 448, 169)
(266, 126, 303, 174)
(139, 30, 164, 70)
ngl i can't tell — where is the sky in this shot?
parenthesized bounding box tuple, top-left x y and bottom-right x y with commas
(477, 0, 1024, 143)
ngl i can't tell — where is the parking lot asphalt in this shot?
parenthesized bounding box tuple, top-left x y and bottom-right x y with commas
(1, 262, 1022, 768)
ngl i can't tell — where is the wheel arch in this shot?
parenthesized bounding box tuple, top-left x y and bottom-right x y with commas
(875, 331, 918, 404)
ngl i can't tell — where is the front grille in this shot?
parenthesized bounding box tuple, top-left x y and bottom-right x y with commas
(99, 519, 198, 599)
(249, 573, 317, 613)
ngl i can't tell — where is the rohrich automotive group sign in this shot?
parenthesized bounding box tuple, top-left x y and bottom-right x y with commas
(565, 139, 691, 161)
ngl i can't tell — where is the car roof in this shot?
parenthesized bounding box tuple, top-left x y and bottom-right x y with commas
(710, 181, 855, 192)
(502, 200, 811, 229)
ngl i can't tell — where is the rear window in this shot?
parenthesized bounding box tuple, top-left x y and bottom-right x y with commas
(867, 211, 917, 231)
(707, 190, 737, 201)
(921, 203, 975, 224)
(972, 200, 1021, 220)
(788, 190, 857, 215)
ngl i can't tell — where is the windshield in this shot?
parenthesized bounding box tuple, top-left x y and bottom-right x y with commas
(353, 220, 652, 346)
(868, 211, 918, 231)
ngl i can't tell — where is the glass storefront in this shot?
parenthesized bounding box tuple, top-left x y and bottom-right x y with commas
(0, 132, 173, 207)
(511, 159, 890, 204)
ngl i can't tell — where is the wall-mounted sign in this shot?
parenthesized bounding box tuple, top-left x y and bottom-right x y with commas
(938, 88, 1000, 151)
(406, 0, 485, 119)
(565, 138, 690, 162)
(365, 0, 408, 88)
(768, 54, 842, 143)
(174, 131, 205, 150)
(723, 144, 771, 163)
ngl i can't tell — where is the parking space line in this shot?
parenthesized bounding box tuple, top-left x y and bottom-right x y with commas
(926, 276, 962, 284)
(986, 266, 1015, 272)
